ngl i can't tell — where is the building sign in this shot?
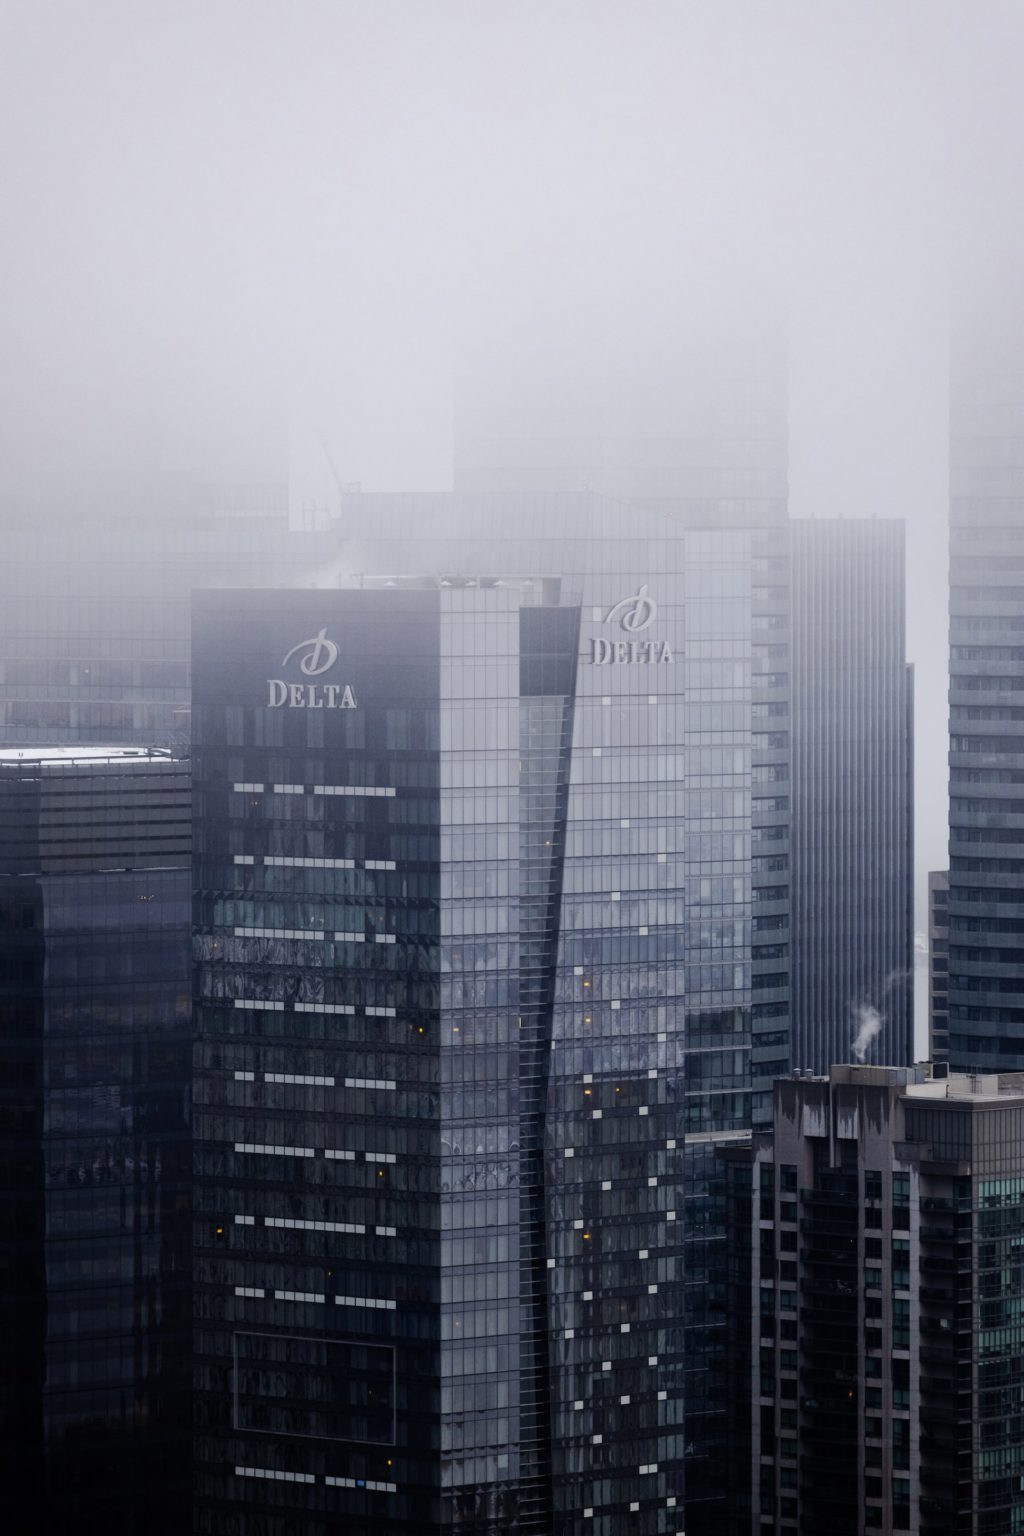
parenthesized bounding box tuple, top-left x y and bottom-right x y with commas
(267, 628, 358, 708)
(591, 586, 673, 664)
(282, 630, 340, 676)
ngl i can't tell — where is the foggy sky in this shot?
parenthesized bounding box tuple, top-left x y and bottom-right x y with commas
(4, 0, 1024, 996)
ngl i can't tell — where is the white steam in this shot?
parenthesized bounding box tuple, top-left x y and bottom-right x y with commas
(851, 1004, 883, 1064)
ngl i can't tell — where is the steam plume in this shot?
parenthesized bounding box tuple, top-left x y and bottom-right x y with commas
(851, 1004, 882, 1063)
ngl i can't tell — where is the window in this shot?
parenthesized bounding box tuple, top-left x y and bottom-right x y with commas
(892, 1172, 910, 1228)
(892, 1418, 910, 1470)
(892, 1236, 910, 1290)
(893, 1297, 910, 1349)
(892, 1476, 911, 1529)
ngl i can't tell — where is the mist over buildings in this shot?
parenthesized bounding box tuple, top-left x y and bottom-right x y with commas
(2, 0, 1024, 960)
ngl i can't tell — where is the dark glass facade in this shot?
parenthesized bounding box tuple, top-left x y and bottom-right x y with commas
(0, 749, 191, 1533)
(789, 519, 914, 1073)
(949, 298, 1024, 1067)
(192, 579, 687, 1533)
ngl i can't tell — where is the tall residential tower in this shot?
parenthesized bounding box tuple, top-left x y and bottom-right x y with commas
(723, 1063, 1024, 1536)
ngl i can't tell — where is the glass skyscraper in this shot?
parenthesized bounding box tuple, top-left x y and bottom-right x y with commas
(192, 569, 690, 1533)
(0, 747, 191, 1534)
(189, 477, 794, 1533)
(789, 518, 914, 1074)
(334, 488, 795, 1526)
(948, 295, 1024, 1068)
(448, 339, 791, 1522)
(187, 460, 913, 1531)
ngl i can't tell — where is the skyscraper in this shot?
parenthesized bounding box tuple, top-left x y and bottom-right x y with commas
(334, 484, 796, 1527)
(722, 1062, 1024, 1536)
(192, 467, 911, 1532)
(0, 747, 191, 1534)
(415, 316, 792, 1527)
(191, 576, 687, 1532)
(789, 519, 914, 1073)
(948, 295, 1024, 1067)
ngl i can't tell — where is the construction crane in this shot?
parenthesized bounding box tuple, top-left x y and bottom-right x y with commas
(314, 427, 360, 519)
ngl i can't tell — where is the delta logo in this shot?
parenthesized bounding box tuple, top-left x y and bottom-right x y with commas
(267, 629, 357, 709)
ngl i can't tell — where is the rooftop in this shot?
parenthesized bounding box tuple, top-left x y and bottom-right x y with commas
(0, 746, 178, 766)
(804, 1062, 1024, 1105)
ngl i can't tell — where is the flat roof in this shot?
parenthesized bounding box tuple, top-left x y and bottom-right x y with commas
(0, 746, 179, 765)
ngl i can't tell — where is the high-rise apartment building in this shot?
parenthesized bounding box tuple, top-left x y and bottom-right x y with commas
(929, 871, 950, 1063)
(191, 577, 690, 1533)
(789, 519, 914, 1073)
(0, 748, 191, 1534)
(949, 297, 1024, 1067)
(722, 1062, 1024, 1536)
